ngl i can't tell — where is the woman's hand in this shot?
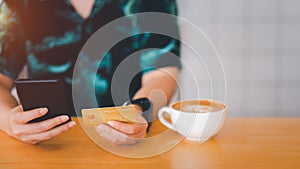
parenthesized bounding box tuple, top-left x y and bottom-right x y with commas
(95, 112, 148, 145)
(5, 105, 76, 144)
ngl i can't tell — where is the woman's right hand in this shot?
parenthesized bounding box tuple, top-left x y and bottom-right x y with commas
(5, 105, 76, 144)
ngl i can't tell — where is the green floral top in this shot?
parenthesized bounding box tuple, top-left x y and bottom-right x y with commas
(0, 0, 181, 115)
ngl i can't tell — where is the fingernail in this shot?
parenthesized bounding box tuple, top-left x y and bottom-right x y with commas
(107, 121, 114, 126)
(39, 108, 48, 115)
(68, 121, 76, 128)
(60, 115, 69, 122)
(96, 124, 104, 130)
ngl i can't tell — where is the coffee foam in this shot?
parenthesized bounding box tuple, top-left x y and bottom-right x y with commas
(172, 100, 225, 113)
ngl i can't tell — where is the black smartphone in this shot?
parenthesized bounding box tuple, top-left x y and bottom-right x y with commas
(15, 79, 71, 123)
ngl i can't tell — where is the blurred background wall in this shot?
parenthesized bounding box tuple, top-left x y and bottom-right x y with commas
(176, 0, 300, 117)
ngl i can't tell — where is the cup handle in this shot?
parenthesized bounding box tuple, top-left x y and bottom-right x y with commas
(158, 107, 176, 131)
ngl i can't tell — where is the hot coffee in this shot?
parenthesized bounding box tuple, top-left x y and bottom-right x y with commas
(158, 99, 226, 142)
(172, 100, 224, 113)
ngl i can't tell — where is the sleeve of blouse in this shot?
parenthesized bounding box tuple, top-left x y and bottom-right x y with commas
(138, 0, 182, 74)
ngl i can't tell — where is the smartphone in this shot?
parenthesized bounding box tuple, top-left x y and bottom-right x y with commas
(15, 79, 71, 123)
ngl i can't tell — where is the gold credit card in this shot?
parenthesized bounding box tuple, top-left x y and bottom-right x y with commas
(82, 105, 137, 127)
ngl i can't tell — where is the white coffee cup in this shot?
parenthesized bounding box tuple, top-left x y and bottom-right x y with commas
(158, 100, 226, 142)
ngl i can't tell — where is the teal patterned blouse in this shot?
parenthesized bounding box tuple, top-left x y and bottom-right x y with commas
(0, 0, 181, 115)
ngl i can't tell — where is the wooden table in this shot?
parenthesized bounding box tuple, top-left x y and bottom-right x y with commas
(0, 118, 300, 169)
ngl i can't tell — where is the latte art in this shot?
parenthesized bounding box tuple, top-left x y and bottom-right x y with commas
(180, 105, 215, 113)
(172, 100, 225, 113)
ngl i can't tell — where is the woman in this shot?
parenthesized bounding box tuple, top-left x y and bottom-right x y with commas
(0, 0, 181, 145)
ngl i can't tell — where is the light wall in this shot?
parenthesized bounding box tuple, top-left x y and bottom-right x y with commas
(177, 0, 300, 117)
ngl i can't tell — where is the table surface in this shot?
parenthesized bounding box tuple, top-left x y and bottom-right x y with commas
(0, 117, 300, 169)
